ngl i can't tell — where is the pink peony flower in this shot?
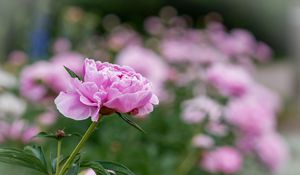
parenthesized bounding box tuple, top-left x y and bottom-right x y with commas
(255, 133, 288, 172)
(55, 58, 159, 121)
(224, 96, 275, 136)
(204, 63, 254, 97)
(181, 96, 222, 124)
(116, 45, 169, 101)
(192, 134, 214, 149)
(201, 146, 243, 174)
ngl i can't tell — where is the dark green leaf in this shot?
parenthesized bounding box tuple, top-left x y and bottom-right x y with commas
(116, 113, 146, 133)
(81, 161, 110, 175)
(24, 145, 48, 168)
(35, 132, 58, 139)
(0, 148, 48, 174)
(64, 66, 82, 80)
(51, 155, 65, 173)
(35, 131, 81, 141)
(96, 161, 135, 175)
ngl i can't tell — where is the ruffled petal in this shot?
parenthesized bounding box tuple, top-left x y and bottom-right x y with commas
(104, 90, 152, 113)
(54, 92, 98, 120)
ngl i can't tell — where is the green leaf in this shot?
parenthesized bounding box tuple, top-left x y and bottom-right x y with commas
(96, 161, 135, 175)
(64, 66, 82, 80)
(24, 145, 48, 168)
(66, 163, 80, 175)
(51, 155, 65, 173)
(116, 113, 146, 133)
(0, 148, 48, 174)
(81, 161, 110, 175)
(35, 132, 58, 139)
(35, 131, 81, 141)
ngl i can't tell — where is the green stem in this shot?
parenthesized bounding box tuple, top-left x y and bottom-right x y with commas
(55, 140, 62, 175)
(176, 148, 198, 175)
(58, 121, 99, 175)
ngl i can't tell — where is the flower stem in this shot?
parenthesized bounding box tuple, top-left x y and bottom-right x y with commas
(58, 121, 99, 175)
(176, 148, 198, 175)
(55, 140, 62, 175)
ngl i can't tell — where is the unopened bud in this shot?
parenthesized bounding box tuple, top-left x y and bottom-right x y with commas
(55, 129, 65, 139)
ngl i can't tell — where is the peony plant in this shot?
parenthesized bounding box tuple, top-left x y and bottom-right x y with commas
(0, 6, 289, 174)
(0, 58, 158, 175)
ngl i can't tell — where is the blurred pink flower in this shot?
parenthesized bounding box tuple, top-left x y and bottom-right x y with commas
(254, 42, 272, 62)
(107, 26, 142, 51)
(20, 53, 83, 102)
(192, 134, 214, 149)
(182, 96, 221, 124)
(161, 36, 226, 64)
(255, 133, 288, 172)
(55, 58, 159, 121)
(20, 61, 53, 102)
(235, 134, 256, 153)
(144, 16, 165, 35)
(51, 52, 84, 74)
(116, 45, 169, 101)
(224, 96, 275, 135)
(206, 22, 225, 32)
(37, 110, 57, 126)
(0, 120, 40, 144)
(201, 146, 243, 174)
(7, 50, 28, 66)
(206, 122, 228, 136)
(207, 22, 272, 62)
(209, 28, 256, 57)
(52, 38, 71, 54)
(204, 63, 254, 97)
(22, 126, 39, 143)
(247, 84, 281, 114)
(50, 52, 84, 91)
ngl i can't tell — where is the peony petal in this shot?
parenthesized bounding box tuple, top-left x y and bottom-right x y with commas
(54, 92, 98, 120)
(150, 94, 159, 105)
(135, 102, 153, 117)
(71, 79, 103, 107)
(83, 58, 109, 87)
(104, 90, 152, 113)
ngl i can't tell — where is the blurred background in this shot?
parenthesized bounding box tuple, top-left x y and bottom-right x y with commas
(0, 0, 300, 174)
